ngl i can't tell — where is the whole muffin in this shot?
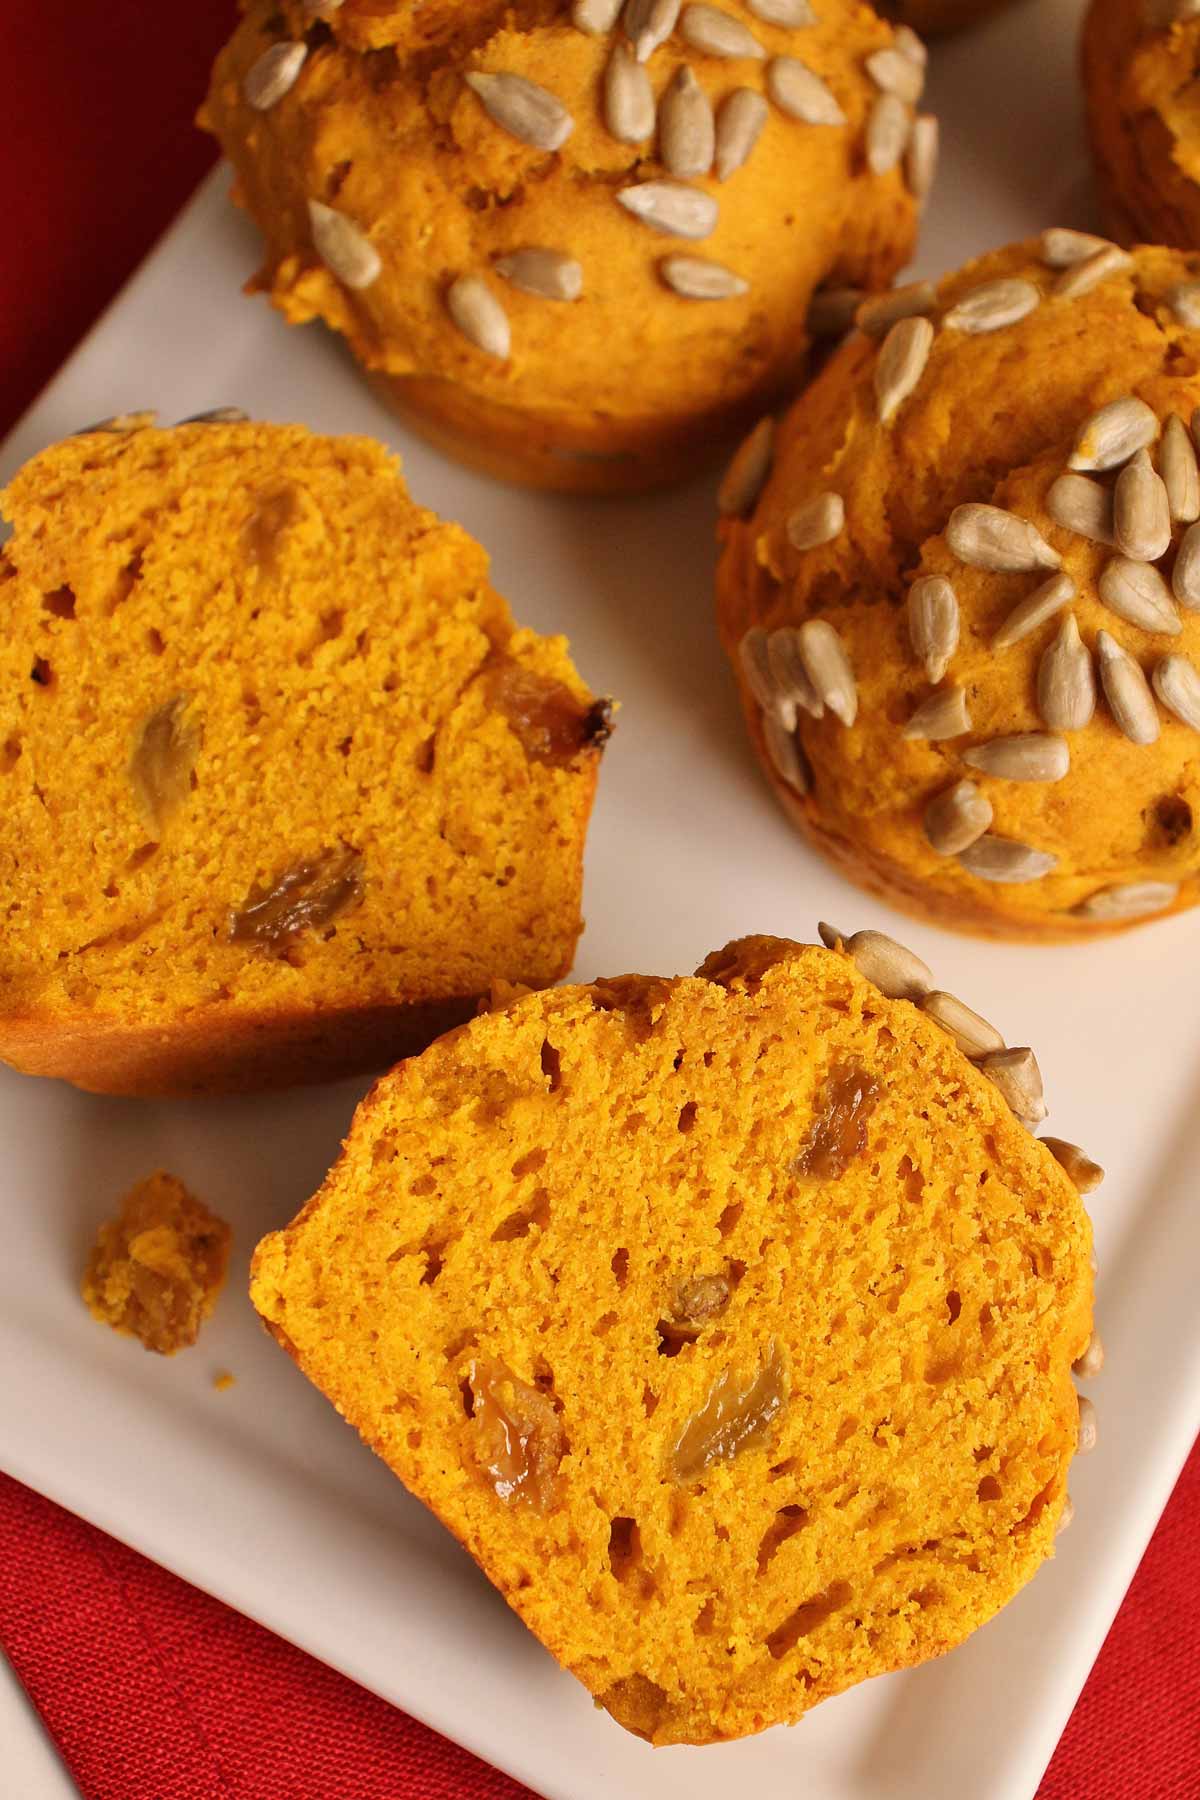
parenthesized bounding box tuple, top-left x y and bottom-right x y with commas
(716, 237, 1200, 939)
(252, 931, 1095, 1744)
(0, 415, 608, 1095)
(1082, 0, 1200, 248)
(200, 0, 930, 494)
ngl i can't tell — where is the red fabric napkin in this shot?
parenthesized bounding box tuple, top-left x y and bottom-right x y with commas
(0, 1, 1197, 1795)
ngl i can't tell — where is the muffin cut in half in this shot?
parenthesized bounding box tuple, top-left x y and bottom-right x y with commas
(200, 0, 929, 493)
(251, 930, 1095, 1745)
(0, 415, 608, 1096)
(717, 236, 1200, 939)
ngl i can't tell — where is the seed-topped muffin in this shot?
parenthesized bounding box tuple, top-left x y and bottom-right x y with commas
(0, 414, 608, 1096)
(1082, 0, 1200, 250)
(251, 929, 1096, 1744)
(717, 237, 1200, 939)
(200, 0, 930, 493)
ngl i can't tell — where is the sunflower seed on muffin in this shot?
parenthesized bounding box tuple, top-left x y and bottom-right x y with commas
(617, 181, 719, 237)
(1073, 1330, 1105, 1379)
(1040, 227, 1116, 268)
(763, 713, 811, 792)
(604, 40, 656, 143)
(748, 0, 815, 21)
(924, 780, 993, 856)
(1076, 1394, 1098, 1454)
(957, 836, 1058, 884)
(786, 492, 845, 550)
(962, 734, 1070, 782)
(797, 620, 857, 725)
(446, 276, 511, 359)
(1171, 521, 1200, 610)
(943, 279, 1040, 335)
(719, 417, 774, 516)
(1152, 653, 1200, 730)
(308, 201, 382, 289)
(1068, 395, 1159, 472)
(856, 281, 937, 339)
(1113, 449, 1171, 561)
(75, 411, 158, 435)
(1095, 631, 1160, 745)
(1037, 615, 1096, 730)
(838, 928, 932, 998)
(992, 573, 1075, 649)
(714, 88, 769, 180)
(1160, 414, 1200, 522)
(875, 316, 934, 423)
(624, 0, 683, 61)
(1168, 282, 1200, 328)
(680, 4, 765, 58)
(766, 57, 845, 125)
(866, 93, 910, 176)
(494, 249, 583, 302)
(979, 1047, 1047, 1127)
(660, 255, 748, 299)
(766, 628, 825, 719)
(907, 575, 958, 682)
(573, 0, 624, 32)
(1098, 557, 1181, 635)
(920, 991, 1005, 1058)
(892, 24, 928, 66)
(463, 72, 574, 152)
(243, 42, 307, 111)
(1052, 245, 1132, 300)
(1074, 880, 1178, 921)
(179, 406, 250, 425)
(901, 685, 971, 740)
(865, 46, 923, 105)
(659, 65, 716, 175)
(1041, 1138, 1105, 1193)
(946, 504, 1061, 573)
(1045, 473, 1114, 545)
(905, 115, 938, 206)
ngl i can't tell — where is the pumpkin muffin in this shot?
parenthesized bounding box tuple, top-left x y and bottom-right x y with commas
(251, 930, 1097, 1745)
(0, 414, 609, 1096)
(82, 1172, 232, 1355)
(199, 0, 929, 494)
(1082, 0, 1200, 250)
(717, 236, 1200, 939)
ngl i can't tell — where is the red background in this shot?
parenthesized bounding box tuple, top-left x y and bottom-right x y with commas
(0, 1, 1197, 1795)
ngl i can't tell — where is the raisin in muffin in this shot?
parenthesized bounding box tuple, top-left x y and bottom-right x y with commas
(1082, 0, 1200, 250)
(0, 414, 608, 1096)
(251, 930, 1097, 1744)
(717, 237, 1200, 939)
(200, 0, 931, 494)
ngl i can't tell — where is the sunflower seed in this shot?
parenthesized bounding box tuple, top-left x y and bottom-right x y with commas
(797, 620, 857, 725)
(1054, 244, 1133, 302)
(604, 40, 656, 142)
(74, 410, 157, 436)
(958, 835, 1058, 883)
(1098, 557, 1181, 635)
(1046, 472, 1114, 545)
(943, 278, 1040, 335)
(1152, 653, 1200, 729)
(920, 991, 1005, 1058)
(1076, 1395, 1098, 1456)
(573, 0, 624, 31)
(1168, 281, 1200, 328)
(748, 0, 815, 21)
(659, 65, 715, 174)
(1056, 1494, 1075, 1536)
(1040, 227, 1115, 268)
(714, 87, 769, 180)
(766, 628, 824, 719)
(446, 275, 511, 359)
(243, 41, 307, 111)
(841, 929, 932, 999)
(719, 416, 774, 516)
(979, 1046, 1047, 1125)
(807, 285, 864, 337)
(738, 627, 781, 714)
(1037, 615, 1096, 730)
(1112, 447, 1170, 561)
(763, 714, 810, 792)
(680, 4, 765, 57)
(963, 733, 1070, 782)
(946, 504, 1061, 573)
(924, 780, 993, 856)
(617, 181, 719, 237)
(766, 57, 845, 125)
(904, 113, 938, 205)
(865, 46, 924, 104)
(817, 920, 847, 948)
(901, 685, 971, 740)
(875, 315, 934, 423)
(866, 93, 910, 175)
(1159, 413, 1200, 524)
(856, 280, 937, 339)
(494, 248, 583, 301)
(907, 575, 958, 681)
(660, 254, 747, 299)
(1069, 395, 1159, 472)
(1073, 1331, 1105, 1379)
(893, 23, 928, 65)
(992, 572, 1076, 649)
(1075, 879, 1179, 921)
(178, 406, 250, 425)
(1172, 520, 1200, 610)
(1096, 630, 1160, 744)
(624, 0, 682, 60)
(786, 492, 844, 550)
(1041, 1137, 1105, 1193)
(463, 72, 574, 151)
(307, 201, 381, 289)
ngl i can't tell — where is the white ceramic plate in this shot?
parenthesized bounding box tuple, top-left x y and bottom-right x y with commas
(3, 2, 1198, 1795)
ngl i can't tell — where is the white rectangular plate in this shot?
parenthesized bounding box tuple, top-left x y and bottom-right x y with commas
(3, 3, 1198, 1796)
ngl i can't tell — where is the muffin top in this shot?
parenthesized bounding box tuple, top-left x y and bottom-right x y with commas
(201, 0, 926, 424)
(717, 238, 1200, 936)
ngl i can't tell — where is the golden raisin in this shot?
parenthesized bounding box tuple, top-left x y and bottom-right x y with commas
(128, 694, 202, 831)
(466, 1358, 566, 1513)
(658, 1272, 731, 1354)
(485, 660, 610, 763)
(794, 1064, 880, 1181)
(672, 1342, 788, 1482)
(228, 847, 363, 954)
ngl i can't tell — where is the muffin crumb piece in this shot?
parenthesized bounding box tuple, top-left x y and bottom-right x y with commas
(81, 1172, 231, 1355)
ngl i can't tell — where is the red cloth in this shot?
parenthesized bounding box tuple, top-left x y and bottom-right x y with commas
(0, 0, 1197, 1795)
